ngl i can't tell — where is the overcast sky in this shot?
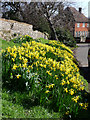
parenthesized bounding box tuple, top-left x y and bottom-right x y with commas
(1, 0, 90, 17)
(71, 0, 90, 17)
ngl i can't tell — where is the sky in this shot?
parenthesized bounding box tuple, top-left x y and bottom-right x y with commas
(71, 0, 90, 17)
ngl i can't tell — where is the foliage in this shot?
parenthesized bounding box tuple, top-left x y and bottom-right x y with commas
(2, 36, 88, 119)
(0, 38, 19, 50)
(56, 29, 76, 47)
(35, 38, 49, 44)
(2, 90, 61, 118)
(12, 35, 33, 45)
(79, 76, 89, 92)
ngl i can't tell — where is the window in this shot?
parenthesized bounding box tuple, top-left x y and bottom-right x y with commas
(82, 23, 85, 27)
(76, 32, 78, 37)
(77, 23, 80, 27)
(81, 31, 83, 36)
(87, 23, 89, 27)
(78, 31, 80, 37)
(83, 31, 85, 36)
(81, 31, 85, 36)
(86, 31, 88, 37)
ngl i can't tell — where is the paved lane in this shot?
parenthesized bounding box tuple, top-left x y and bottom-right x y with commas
(76, 43, 90, 67)
(75, 43, 90, 82)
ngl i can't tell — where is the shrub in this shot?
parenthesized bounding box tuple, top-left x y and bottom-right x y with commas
(56, 29, 76, 47)
(2, 37, 88, 119)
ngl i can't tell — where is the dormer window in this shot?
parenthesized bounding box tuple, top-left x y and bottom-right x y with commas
(82, 23, 85, 27)
(77, 23, 80, 27)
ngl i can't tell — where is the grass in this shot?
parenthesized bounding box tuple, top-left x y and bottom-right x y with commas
(1, 38, 63, 119)
(1, 37, 90, 119)
(35, 38, 49, 44)
(0, 38, 20, 50)
(2, 89, 62, 118)
(2, 99, 61, 118)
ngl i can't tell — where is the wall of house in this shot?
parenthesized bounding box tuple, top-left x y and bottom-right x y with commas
(0, 18, 48, 41)
(75, 23, 90, 37)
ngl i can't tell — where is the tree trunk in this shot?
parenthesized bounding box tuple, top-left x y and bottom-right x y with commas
(45, 11, 58, 40)
(47, 18, 58, 40)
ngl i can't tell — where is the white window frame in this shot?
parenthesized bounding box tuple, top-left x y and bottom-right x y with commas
(77, 23, 80, 27)
(82, 23, 85, 27)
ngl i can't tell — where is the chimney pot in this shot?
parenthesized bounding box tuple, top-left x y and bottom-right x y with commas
(79, 7, 82, 13)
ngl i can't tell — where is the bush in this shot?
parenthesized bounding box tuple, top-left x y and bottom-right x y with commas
(56, 29, 76, 47)
(2, 37, 88, 119)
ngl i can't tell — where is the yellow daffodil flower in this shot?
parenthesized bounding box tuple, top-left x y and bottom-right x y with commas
(12, 64, 18, 70)
(16, 74, 21, 79)
(45, 90, 50, 93)
(64, 88, 68, 93)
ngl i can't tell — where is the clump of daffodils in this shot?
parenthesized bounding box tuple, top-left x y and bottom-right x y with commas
(2, 37, 88, 118)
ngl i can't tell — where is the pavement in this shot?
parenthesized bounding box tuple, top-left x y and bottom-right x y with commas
(75, 43, 90, 83)
(76, 43, 90, 67)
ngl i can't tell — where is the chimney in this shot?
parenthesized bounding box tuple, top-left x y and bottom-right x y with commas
(79, 7, 82, 13)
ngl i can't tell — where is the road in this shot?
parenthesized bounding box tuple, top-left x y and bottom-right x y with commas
(75, 43, 90, 83)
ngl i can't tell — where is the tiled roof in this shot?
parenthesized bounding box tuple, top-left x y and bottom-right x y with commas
(68, 7, 88, 22)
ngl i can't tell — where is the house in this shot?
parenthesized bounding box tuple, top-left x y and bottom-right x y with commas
(65, 7, 90, 42)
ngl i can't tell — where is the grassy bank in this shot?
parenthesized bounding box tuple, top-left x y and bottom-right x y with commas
(1, 36, 90, 119)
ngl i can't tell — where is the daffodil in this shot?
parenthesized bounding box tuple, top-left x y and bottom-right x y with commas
(16, 74, 21, 79)
(61, 79, 66, 86)
(7, 47, 11, 52)
(46, 84, 55, 89)
(72, 96, 79, 103)
(64, 88, 68, 93)
(12, 58, 15, 62)
(65, 111, 69, 115)
(23, 58, 28, 64)
(45, 90, 50, 93)
(12, 64, 18, 70)
(23, 63, 27, 68)
(69, 89, 74, 95)
(79, 103, 83, 107)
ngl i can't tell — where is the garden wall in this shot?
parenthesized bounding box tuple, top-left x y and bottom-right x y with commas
(0, 18, 48, 41)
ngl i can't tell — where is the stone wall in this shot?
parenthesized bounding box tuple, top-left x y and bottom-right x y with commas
(0, 18, 48, 41)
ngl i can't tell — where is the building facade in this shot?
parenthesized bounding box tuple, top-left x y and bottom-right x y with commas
(65, 7, 90, 42)
(75, 23, 90, 37)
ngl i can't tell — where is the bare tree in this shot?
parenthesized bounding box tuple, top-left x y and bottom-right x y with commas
(1, 0, 77, 40)
(30, 2, 63, 40)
